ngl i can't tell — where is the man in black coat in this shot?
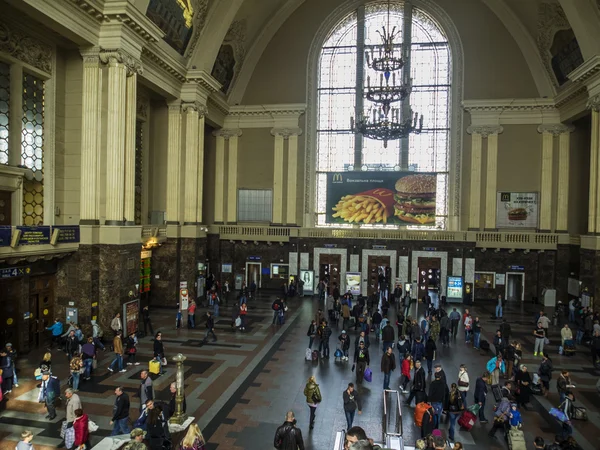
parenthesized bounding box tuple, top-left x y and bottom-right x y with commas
(404, 359, 426, 406)
(499, 319, 511, 342)
(167, 382, 186, 419)
(274, 411, 305, 450)
(433, 364, 449, 411)
(428, 371, 445, 428)
(474, 372, 489, 423)
(381, 321, 395, 351)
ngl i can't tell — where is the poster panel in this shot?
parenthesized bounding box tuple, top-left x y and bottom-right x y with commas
(123, 299, 140, 336)
(346, 272, 361, 296)
(447, 276, 463, 299)
(300, 270, 314, 293)
(326, 171, 437, 226)
(495, 273, 506, 286)
(496, 192, 538, 228)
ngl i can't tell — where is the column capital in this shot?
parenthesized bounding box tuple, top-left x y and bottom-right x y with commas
(99, 49, 143, 76)
(213, 128, 242, 140)
(167, 100, 182, 114)
(588, 94, 600, 112)
(537, 124, 575, 135)
(80, 47, 102, 66)
(270, 127, 303, 139)
(466, 125, 503, 138)
(181, 101, 208, 116)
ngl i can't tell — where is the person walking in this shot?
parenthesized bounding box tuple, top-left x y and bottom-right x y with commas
(463, 314, 473, 344)
(73, 408, 90, 450)
(140, 370, 154, 413)
(353, 341, 370, 386)
(381, 320, 395, 353)
(187, 301, 197, 329)
(538, 311, 551, 336)
(381, 346, 396, 390)
(108, 331, 126, 373)
(65, 388, 82, 426)
(428, 371, 445, 428)
(65, 331, 79, 362)
(81, 337, 96, 380)
(488, 395, 510, 439)
(110, 386, 131, 435)
(559, 391, 575, 440)
(424, 336, 436, 375)
(449, 308, 460, 338)
(111, 313, 122, 338)
(556, 370, 573, 405)
(40, 372, 60, 420)
(16, 431, 34, 450)
(343, 383, 362, 429)
(472, 317, 482, 350)
(69, 353, 83, 392)
(404, 359, 426, 406)
(457, 364, 469, 407)
(273, 411, 305, 449)
(339, 330, 351, 361)
(239, 302, 248, 331)
(474, 372, 489, 423)
(447, 383, 464, 443)
(46, 318, 64, 349)
(202, 311, 217, 343)
(307, 321, 316, 349)
(342, 302, 351, 331)
(178, 423, 205, 450)
(126, 332, 139, 366)
(303, 376, 321, 430)
(223, 280, 231, 306)
(533, 322, 546, 356)
(495, 295, 503, 319)
(399, 354, 412, 393)
(538, 353, 553, 396)
(153, 332, 166, 376)
(142, 306, 154, 338)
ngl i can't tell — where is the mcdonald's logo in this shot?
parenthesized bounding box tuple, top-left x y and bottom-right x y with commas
(332, 173, 343, 183)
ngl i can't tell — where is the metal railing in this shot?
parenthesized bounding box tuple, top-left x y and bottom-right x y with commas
(383, 389, 404, 443)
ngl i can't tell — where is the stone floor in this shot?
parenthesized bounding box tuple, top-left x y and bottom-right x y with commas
(0, 294, 598, 450)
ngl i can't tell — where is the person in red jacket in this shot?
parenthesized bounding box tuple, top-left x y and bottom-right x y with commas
(400, 354, 412, 393)
(72, 408, 89, 449)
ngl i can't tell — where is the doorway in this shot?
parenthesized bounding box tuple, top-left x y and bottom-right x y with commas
(417, 257, 441, 303)
(367, 255, 391, 297)
(29, 276, 54, 349)
(505, 272, 524, 302)
(319, 254, 341, 292)
(245, 262, 262, 288)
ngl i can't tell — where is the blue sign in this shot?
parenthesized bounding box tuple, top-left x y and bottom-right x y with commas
(0, 226, 10, 247)
(447, 276, 463, 298)
(17, 226, 51, 245)
(53, 225, 80, 243)
(0, 266, 29, 278)
(509, 265, 524, 271)
(261, 267, 270, 275)
(248, 256, 261, 261)
(324, 244, 337, 248)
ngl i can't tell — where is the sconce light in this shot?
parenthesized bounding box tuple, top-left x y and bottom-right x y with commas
(508, 248, 515, 254)
(279, 242, 284, 247)
(524, 249, 530, 254)
(254, 241, 258, 245)
(481, 248, 487, 253)
(229, 240, 235, 244)
(494, 248, 500, 253)
(241, 240, 247, 245)
(267, 241, 272, 246)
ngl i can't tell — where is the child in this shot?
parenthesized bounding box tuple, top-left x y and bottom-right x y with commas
(16, 430, 34, 450)
(509, 403, 522, 428)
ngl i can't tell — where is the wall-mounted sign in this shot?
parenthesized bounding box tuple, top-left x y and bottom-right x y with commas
(324, 244, 337, 248)
(300, 270, 314, 293)
(53, 225, 80, 243)
(222, 263, 233, 273)
(123, 299, 139, 335)
(0, 226, 11, 247)
(373, 245, 387, 250)
(508, 265, 524, 271)
(141, 250, 152, 259)
(496, 192, 538, 228)
(17, 226, 51, 245)
(423, 247, 437, 251)
(0, 266, 29, 278)
(495, 273, 506, 285)
(346, 272, 361, 296)
(447, 276, 463, 298)
(248, 256, 261, 261)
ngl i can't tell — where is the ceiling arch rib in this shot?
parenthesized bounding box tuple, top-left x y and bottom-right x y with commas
(482, 0, 555, 98)
(187, 0, 244, 72)
(558, 0, 600, 61)
(228, 0, 306, 105)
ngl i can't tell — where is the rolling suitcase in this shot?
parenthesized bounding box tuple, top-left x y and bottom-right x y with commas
(491, 384, 502, 402)
(530, 383, 543, 396)
(508, 427, 526, 450)
(149, 359, 161, 375)
(458, 410, 476, 431)
(563, 339, 576, 356)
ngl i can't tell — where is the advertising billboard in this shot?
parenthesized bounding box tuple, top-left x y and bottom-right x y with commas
(326, 171, 437, 226)
(447, 276, 463, 299)
(346, 272, 361, 296)
(496, 192, 538, 228)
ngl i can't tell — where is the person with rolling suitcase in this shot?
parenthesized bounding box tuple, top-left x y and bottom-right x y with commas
(488, 396, 510, 440)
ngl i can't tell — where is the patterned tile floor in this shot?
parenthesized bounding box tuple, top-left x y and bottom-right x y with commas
(0, 295, 598, 450)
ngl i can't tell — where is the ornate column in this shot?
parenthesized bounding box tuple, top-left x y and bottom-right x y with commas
(226, 130, 242, 224)
(589, 95, 600, 234)
(182, 102, 200, 224)
(79, 49, 102, 224)
(166, 102, 182, 224)
(537, 125, 557, 231)
(286, 130, 302, 225)
(100, 50, 136, 225)
(124, 63, 142, 225)
(483, 128, 503, 230)
(196, 111, 206, 224)
(213, 130, 227, 223)
(271, 128, 292, 225)
(556, 126, 574, 232)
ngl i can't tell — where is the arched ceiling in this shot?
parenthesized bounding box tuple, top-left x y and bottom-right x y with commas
(183, 0, 600, 103)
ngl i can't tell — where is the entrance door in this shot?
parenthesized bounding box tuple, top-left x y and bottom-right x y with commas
(319, 254, 341, 292)
(367, 256, 391, 296)
(417, 257, 441, 303)
(246, 262, 262, 288)
(506, 273, 524, 302)
(0, 279, 19, 348)
(29, 276, 54, 349)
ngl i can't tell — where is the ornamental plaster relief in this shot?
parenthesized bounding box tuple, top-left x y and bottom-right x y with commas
(536, 2, 571, 88)
(184, 0, 211, 59)
(0, 21, 53, 74)
(588, 94, 600, 112)
(99, 49, 143, 76)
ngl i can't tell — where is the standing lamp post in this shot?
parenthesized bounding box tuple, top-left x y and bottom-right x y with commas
(169, 353, 188, 425)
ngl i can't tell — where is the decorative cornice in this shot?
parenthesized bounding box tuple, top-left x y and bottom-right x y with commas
(0, 21, 53, 74)
(213, 129, 243, 140)
(466, 125, 503, 137)
(588, 94, 600, 112)
(186, 69, 222, 95)
(67, 0, 108, 22)
(568, 54, 600, 84)
(223, 104, 306, 129)
(554, 82, 588, 108)
(463, 99, 559, 125)
(462, 99, 556, 113)
(228, 104, 307, 117)
(271, 127, 303, 139)
(537, 124, 575, 135)
(99, 49, 143, 75)
(141, 47, 186, 82)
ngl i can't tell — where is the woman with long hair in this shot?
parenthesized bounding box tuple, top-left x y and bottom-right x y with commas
(40, 352, 52, 373)
(147, 406, 168, 450)
(178, 423, 205, 450)
(153, 332, 166, 376)
(303, 375, 322, 430)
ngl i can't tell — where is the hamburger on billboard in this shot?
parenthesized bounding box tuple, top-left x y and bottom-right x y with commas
(496, 192, 538, 229)
(326, 171, 437, 225)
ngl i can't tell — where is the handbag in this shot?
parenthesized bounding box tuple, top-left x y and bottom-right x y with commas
(92, 359, 97, 369)
(235, 317, 242, 327)
(458, 374, 469, 388)
(544, 337, 550, 345)
(88, 420, 99, 432)
(34, 368, 42, 380)
(364, 367, 373, 382)
(161, 357, 167, 366)
(549, 407, 568, 423)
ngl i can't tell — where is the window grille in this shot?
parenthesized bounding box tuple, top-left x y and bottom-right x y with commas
(238, 189, 273, 222)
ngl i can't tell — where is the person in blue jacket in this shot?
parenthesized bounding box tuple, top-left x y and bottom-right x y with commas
(509, 403, 522, 428)
(46, 319, 63, 349)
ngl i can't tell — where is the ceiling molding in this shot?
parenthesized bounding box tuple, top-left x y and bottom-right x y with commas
(223, 103, 306, 128)
(463, 99, 560, 125)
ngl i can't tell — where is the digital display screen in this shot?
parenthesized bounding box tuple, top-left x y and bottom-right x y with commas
(447, 276, 463, 298)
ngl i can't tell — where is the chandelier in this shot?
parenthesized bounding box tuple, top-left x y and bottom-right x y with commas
(352, 0, 423, 148)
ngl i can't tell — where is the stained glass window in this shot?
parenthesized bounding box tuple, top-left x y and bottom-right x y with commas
(135, 120, 143, 225)
(0, 61, 9, 165)
(316, 2, 450, 228)
(21, 72, 44, 225)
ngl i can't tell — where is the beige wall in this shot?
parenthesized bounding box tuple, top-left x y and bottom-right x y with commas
(496, 125, 541, 193)
(238, 128, 275, 189)
(242, 0, 539, 104)
(569, 115, 591, 235)
(54, 49, 82, 225)
(148, 101, 168, 217)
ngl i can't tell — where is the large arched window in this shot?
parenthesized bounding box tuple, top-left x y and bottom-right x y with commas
(315, 1, 451, 228)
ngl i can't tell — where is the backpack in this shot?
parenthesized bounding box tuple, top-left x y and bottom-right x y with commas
(272, 301, 280, 311)
(414, 402, 433, 427)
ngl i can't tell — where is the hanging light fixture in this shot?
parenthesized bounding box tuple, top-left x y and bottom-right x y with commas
(352, 0, 423, 148)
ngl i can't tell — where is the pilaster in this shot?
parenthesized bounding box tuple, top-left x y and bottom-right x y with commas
(556, 126, 574, 232)
(589, 96, 600, 234)
(213, 130, 227, 223)
(226, 131, 242, 224)
(286, 131, 302, 225)
(166, 102, 182, 224)
(123, 71, 138, 225)
(183, 102, 200, 224)
(271, 128, 297, 225)
(197, 112, 206, 224)
(537, 125, 556, 231)
(484, 130, 501, 230)
(79, 49, 102, 225)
